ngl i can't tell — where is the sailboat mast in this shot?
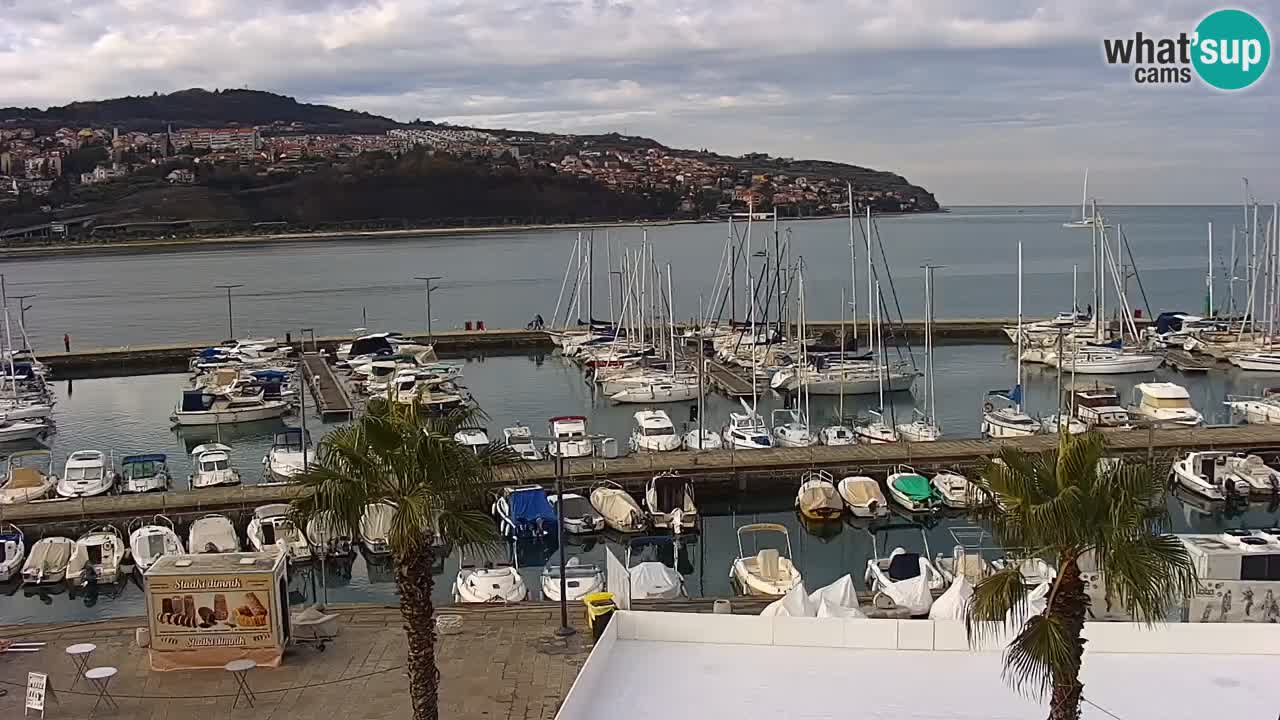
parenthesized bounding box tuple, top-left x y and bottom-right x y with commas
(848, 182, 858, 349)
(1081, 167, 1088, 221)
(875, 280, 885, 412)
(1207, 222, 1214, 315)
(1016, 242, 1024, 413)
(839, 287, 846, 421)
(750, 273, 758, 413)
(924, 265, 935, 425)
(799, 265, 809, 426)
(587, 231, 594, 326)
(606, 231, 614, 325)
(667, 264, 676, 366)
(1, 275, 16, 401)
(866, 206, 873, 354)
(728, 216, 736, 324)
(1072, 264, 1078, 313)
(574, 231, 583, 324)
(697, 293, 705, 443)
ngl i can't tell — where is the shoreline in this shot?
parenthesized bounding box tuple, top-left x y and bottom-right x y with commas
(0, 209, 943, 260)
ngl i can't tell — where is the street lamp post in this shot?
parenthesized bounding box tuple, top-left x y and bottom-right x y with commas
(215, 284, 244, 342)
(538, 423, 606, 638)
(413, 276, 442, 343)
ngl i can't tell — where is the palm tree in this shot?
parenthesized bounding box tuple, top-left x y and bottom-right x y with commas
(965, 431, 1197, 720)
(292, 398, 517, 720)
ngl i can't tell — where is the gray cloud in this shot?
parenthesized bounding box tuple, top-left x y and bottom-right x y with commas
(1, 0, 1275, 203)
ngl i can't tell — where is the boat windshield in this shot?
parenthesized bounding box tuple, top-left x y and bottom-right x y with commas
(559, 496, 592, 515)
(1145, 397, 1192, 409)
(124, 461, 161, 479)
(201, 459, 230, 472)
(67, 467, 103, 481)
(642, 427, 675, 437)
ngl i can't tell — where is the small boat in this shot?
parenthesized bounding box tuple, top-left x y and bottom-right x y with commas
(1171, 451, 1249, 501)
(493, 485, 558, 539)
(247, 504, 312, 561)
(932, 470, 976, 509)
(0, 418, 51, 443)
(545, 416, 593, 458)
(682, 427, 723, 450)
(548, 492, 605, 534)
(454, 547, 527, 603)
(1040, 414, 1089, 435)
(118, 453, 170, 493)
(1061, 169, 1108, 229)
(1051, 347, 1163, 374)
(1131, 382, 1203, 427)
(730, 523, 803, 596)
(67, 526, 126, 586)
(887, 465, 944, 513)
(1068, 382, 1134, 429)
(306, 510, 353, 557)
(981, 393, 1040, 438)
(189, 443, 241, 489)
(359, 503, 396, 554)
(818, 424, 856, 446)
(263, 429, 312, 483)
(897, 410, 942, 442)
(837, 475, 889, 518)
(609, 378, 699, 404)
(645, 471, 697, 534)
(22, 536, 74, 585)
(171, 388, 290, 426)
(865, 547, 943, 616)
(1222, 454, 1280, 496)
(541, 557, 605, 602)
(0, 398, 53, 421)
(629, 410, 681, 452)
(771, 408, 817, 448)
(0, 524, 25, 582)
(188, 514, 240, 553)
(502, 425, 544, 461)
(589, 481, 647, 533)
(1, 449, 57, 504)
(626, 536, 685, 599)
(854, 411, 899, 444)
(56, 450, 115, 498)
(795, 470, 842, 521)
(1229, 351, 1280, 372)
(722, 404, 772, 450)
(453, 428, 491, 454)
(932, 527, 993, 587)
(128, 516, 184, 572)
(1226, 389, 1280, 425)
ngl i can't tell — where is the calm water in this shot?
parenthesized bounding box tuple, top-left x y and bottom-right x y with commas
(4, 349, 1280, 625)
(5, 205, 1274, 352)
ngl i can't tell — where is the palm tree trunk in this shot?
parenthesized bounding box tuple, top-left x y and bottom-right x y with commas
(1047, 560, 1088, 720)
(394, 540, 440, 720)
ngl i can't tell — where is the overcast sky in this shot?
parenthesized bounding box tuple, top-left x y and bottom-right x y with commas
(1, 0, 1275, 205)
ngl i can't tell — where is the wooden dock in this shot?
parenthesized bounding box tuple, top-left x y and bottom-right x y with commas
(301, 353, 354, 419)
(5, 425, 1280, 532)
(707, 360, 756, 397)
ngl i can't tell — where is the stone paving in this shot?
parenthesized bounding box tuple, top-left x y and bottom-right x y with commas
(0, 604, 591, 719)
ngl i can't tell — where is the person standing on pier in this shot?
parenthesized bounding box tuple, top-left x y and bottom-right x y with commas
(64, 333, 71, 352)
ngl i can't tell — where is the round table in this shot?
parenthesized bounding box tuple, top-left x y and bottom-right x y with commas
(84, 666, 118, 718)
(65, 643, 97, 690)
(225, 659, 258, 708)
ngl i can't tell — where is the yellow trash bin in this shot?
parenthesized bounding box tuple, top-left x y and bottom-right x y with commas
(583, 591, 616, 640)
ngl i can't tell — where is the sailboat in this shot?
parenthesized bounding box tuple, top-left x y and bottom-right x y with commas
(898, 264, 942, 442)
(983, 242, 1040, 438)
(773, 264, 816, 448)
(683, 347, 722, 450)
(1062, 169, 1110, 229)
(820, 235, 856, 446)
(854, 280, 898, 444)
(722, 235, 772, 450)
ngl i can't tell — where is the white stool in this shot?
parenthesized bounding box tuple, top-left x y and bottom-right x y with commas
(65, 643, 96, 690)
(85, 666, 118, 718)
(225, 659, 258, 709)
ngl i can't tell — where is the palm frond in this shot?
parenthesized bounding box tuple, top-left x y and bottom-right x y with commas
(965, 567, 1031, 646)
(1002, 613, 1080, 698)
(1094, 532, 1198, 623)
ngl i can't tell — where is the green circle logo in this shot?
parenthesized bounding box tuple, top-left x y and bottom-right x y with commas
(1193, 9, 1271, 90)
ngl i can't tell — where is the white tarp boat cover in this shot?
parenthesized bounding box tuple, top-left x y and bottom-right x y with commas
(929, 573, 974, 620)
(761, 576, 867, 618)
(874, 555, 934, 615)
(761, 581, 814, 617)
(592, 488, 643, 527)
(27, 539, 72, 574)
(629, 562, 682, 599)
(359, 503, 394, 544)
(1004, 581, 1050, 627)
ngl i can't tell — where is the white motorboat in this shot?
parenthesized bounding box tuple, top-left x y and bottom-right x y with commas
(837, 475, 889, 518)
(263, 429, 312, 483)
(67, 526, 126, 586)
(990, 556, 1058, 586)
(771, 408, 817, 447)
(981, 401, 1040, 438)
(722, 404, 772, 450)
(188, 514, 240, 553)
(453, 428, 491, 455)
(589, 481, 647, 533)
(0, 398, 53, 421)
(541, 557, 605, 602)
(493, 485, 558, 539)
(548, 492, 605, 534)
(865, 547, 942, 616)
(1069, 382, 1134, 429)
(854, 411, 899, 444)
(932, 470, 976, 509)
(795, 470, 843, 521)
(730, 523, 803, 596)
(189, 443, 241, 489)
(682, 428, 723, 450)
(171, 388, 290, 426)
(0, 415, 52, 443)
(0, 524, 25, 582)
(626, 536, 685, 599)
(1222, 454, 1280, 496)
(1051, 347, 1163, 374)
(1, 449, 57, 504)
(630, 410, 681, 452)
(887, 466, 944, 513)
(1171, 451, 1249, 501)
(247, 503, 312, 561)
(306, 510, 354, 557)
(22, 536, 74, 585)
(56, 450, 115, 498)
(818, 424, 856, 446)
(1229, 351, 1280, 372)
(359, 503, 396, 554)
(128, 516, 184, 572)
(118, 453, 170, 493)
(776, 363, 918, 396)
(897, 410, 942, 442)
(1226, 389, 1280, 424)
(454, 547, 527, 603)
(1131, 382, 1203, 427)
(610, 378, 698, 404)
(546, 415, 593, 458)
(1040, 414, 1089, 435)
(645, 471, 697, 534)
(502, 425, 544, 461)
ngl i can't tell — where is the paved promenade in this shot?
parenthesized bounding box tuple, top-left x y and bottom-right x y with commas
(0, 604, 590, 719)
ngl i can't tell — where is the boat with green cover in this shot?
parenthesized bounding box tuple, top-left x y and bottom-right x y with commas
(887, 465, 942, 512)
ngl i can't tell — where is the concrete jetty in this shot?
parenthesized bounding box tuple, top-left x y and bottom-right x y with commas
(300, 352, 354, 419)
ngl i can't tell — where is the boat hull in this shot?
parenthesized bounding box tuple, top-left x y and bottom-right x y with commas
(171, 402, 289, 426)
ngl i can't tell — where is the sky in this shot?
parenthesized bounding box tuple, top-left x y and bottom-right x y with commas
(1, 0, 1276, 205)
